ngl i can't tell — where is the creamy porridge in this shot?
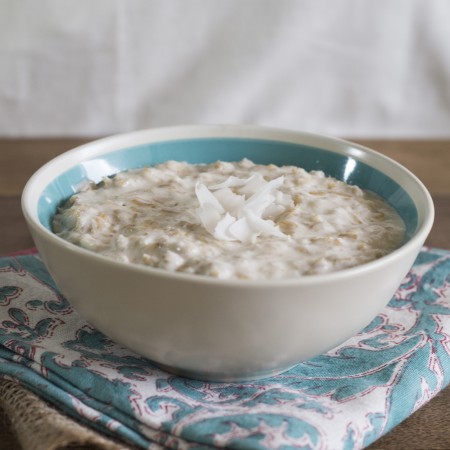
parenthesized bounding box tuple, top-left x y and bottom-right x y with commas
(52, 159, 405, 280)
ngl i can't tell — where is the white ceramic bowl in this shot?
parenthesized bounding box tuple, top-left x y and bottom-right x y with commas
(22, 125, 434, 381)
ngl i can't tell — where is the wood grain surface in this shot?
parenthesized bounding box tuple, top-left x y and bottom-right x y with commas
(0, 138, 449, 449)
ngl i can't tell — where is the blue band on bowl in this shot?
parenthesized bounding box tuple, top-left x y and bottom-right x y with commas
(38, 138, 418, 240)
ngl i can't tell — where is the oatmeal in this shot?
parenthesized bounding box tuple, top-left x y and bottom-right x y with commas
(52, 159, 405, 280)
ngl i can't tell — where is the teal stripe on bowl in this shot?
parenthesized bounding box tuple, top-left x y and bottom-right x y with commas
(38, 138, 418, 241)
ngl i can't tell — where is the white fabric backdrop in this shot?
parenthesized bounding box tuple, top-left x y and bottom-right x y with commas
(1, 0, 449, 138)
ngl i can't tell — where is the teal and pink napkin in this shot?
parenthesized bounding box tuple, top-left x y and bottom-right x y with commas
(1, 247, 450, 449)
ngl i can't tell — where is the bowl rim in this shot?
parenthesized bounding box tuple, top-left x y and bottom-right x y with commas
(21, 124, 435, 287)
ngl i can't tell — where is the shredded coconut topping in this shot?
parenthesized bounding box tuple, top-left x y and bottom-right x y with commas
(195, 174, 292, 243)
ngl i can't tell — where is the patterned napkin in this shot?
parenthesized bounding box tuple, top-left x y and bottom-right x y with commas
(1, 248, 450, 450)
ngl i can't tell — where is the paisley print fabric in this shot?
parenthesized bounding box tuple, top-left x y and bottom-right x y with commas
(0, 248, 450, 449)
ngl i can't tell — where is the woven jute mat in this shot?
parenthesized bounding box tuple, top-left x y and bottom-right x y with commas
(0, 379, 136, 450)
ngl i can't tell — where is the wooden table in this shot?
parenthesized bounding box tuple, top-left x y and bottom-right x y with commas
(0, 138, 449, 449)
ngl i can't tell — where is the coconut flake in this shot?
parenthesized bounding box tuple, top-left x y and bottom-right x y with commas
(212, 188, 246, 217)
(195, 182, 224, 213)
(195, 174, 292, 243)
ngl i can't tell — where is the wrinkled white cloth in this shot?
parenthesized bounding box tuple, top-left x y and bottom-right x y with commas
(0, 0, 449, 138)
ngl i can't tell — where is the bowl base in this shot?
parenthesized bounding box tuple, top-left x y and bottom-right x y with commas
(154, 361, 297, 383)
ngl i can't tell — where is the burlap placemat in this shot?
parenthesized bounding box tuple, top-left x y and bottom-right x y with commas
(0, 379, 134, 450)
